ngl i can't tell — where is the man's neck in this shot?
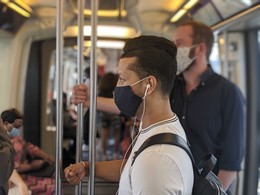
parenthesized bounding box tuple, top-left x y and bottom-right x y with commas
(139, 97, 174, 129)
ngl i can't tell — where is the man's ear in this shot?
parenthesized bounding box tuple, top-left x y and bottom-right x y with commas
(145, 76, 157, 95)
(197, 42, 207, 56)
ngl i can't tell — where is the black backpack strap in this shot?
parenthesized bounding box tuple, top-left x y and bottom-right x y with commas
(131, 133, 217, 177)
(131, 133, 226, 195)
(131, 133, 196, 166)
(197, 153, 217, 177)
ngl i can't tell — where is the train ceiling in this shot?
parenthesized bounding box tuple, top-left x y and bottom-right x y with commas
(0, 0, 259, 35)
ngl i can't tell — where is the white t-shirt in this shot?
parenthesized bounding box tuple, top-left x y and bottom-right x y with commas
(118, 115, 193, 195)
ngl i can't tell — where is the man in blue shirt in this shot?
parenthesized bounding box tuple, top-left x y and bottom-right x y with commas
(171, 21, 244, 192)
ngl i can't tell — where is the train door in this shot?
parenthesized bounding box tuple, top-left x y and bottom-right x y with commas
(213, 13, 260, 195)
(217, 31, 246, 195)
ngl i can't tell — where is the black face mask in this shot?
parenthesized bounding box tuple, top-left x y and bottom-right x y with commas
(114, 85, 143, 117)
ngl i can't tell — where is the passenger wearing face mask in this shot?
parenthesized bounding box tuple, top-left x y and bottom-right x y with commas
(171, 21, 244, 194)
(1, 109, 56, 195)
(1, 109, 55, 171)
(64, 35, 194, 195)
(70, 21, 244, 194)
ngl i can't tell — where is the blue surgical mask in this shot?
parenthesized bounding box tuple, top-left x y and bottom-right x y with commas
(8, 127, 20, 137)
(114, 78, 146, 117)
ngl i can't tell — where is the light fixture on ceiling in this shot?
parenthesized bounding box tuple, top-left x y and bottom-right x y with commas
(71, 0, 127, 18)
(64, 25, 138, 39)
(83, 9, 127, 17)
(84, 40, 125, 49)
(170, 0, 199, 23)
(0, 0, 32, 17)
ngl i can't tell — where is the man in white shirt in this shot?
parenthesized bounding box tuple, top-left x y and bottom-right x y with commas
(64, 35, 193, 195)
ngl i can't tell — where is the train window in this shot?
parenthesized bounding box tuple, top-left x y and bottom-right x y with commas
(209, 42, 221, 74)
(192, 3, 221, 26)
(258, 30, 260, 44)
(212, 0, 259, 19)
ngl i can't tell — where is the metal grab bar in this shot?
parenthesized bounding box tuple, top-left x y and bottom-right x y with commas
(55, 0, 64, 194)
(75, 0, 85, 194)
(88, 0, 99, 195)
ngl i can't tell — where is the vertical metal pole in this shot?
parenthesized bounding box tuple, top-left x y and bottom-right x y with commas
(75, 0, 85, 194)
(88, 0, 98, 194)
(55, 0, 64, 194)
(243, 30, 259, 195)
(223, 31, 229, 78)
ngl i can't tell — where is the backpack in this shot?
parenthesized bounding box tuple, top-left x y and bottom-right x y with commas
(131, 133, 227, 195)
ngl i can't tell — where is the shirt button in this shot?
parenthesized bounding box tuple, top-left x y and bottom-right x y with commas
(201, 82, 205, 86)
(182, 116, 185, 120)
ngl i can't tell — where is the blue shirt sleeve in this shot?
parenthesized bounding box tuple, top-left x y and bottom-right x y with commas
(218, 82, 244, 171)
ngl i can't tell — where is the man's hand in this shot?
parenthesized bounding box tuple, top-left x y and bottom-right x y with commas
(71, 84, 89, 107)
(64, 162, 88, 185)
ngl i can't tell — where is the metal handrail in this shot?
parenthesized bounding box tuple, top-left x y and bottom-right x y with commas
(88, 0, 99, 195)
(75, 0, 85, 194)
(55, 0, 64, 194)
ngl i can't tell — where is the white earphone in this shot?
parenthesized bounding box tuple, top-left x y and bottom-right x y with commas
(146, 84, 151, 89)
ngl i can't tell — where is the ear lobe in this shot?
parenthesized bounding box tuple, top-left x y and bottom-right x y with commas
(145, 76, 156, 94)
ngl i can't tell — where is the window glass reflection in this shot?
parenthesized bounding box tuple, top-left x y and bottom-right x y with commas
(209, 42, 221, 74)
(193, 3, 221, 26)
(212, 0, 259, 19)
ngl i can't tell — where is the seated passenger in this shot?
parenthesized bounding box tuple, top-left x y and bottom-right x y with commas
(1, 108, 55, 195)
(64, 35, 194, 194)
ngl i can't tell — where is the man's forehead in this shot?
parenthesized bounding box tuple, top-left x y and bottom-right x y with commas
(118, 57, 137, 69)
(175, 25, 192, 36)
(117, 58, 139, 80)
(172, 26, 193, 45)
